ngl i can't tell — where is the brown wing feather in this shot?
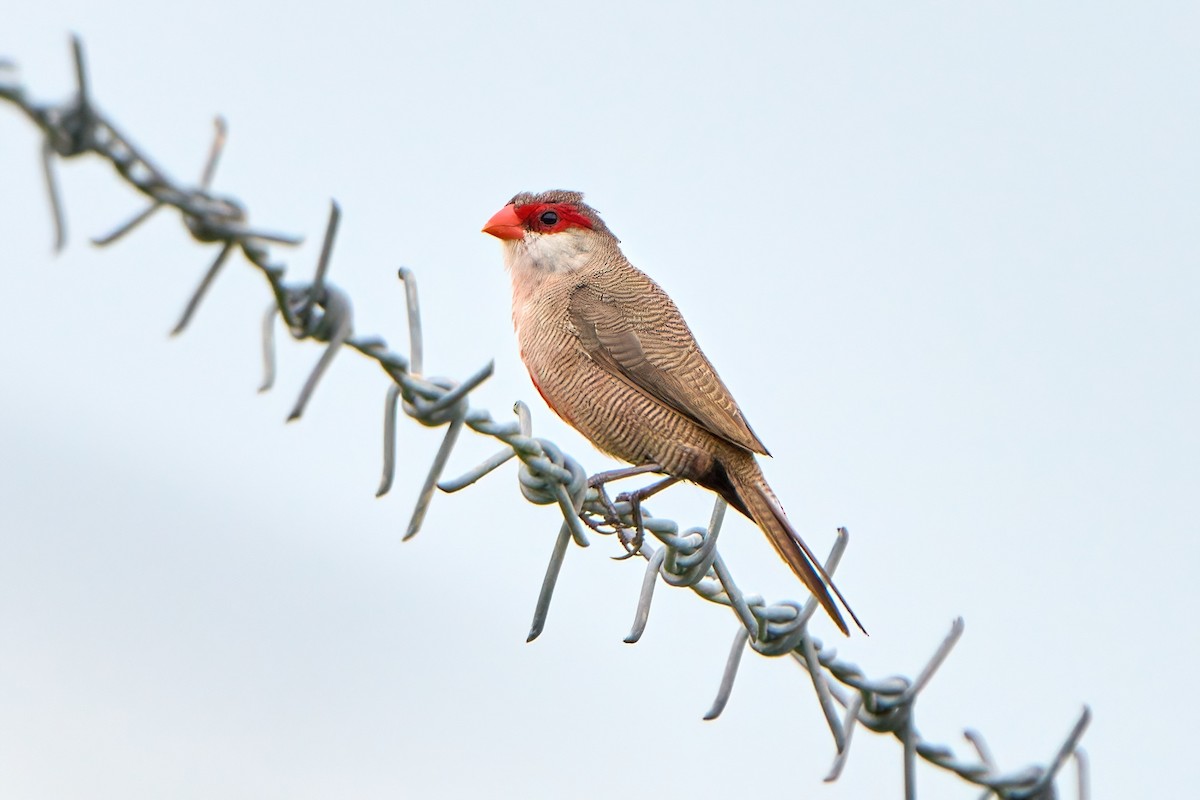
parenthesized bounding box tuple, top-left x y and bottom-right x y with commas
(568, 280, 769, 456)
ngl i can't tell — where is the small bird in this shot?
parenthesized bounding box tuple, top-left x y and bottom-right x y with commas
(483, 190, 862, 635)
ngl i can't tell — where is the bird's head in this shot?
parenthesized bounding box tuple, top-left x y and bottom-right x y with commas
(483, 190, 617, 276)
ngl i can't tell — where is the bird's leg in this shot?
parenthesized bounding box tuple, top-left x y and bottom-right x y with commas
(588, 462, 665, 485)
(615, 475, 682, 557)
(586, 463, 663, 542)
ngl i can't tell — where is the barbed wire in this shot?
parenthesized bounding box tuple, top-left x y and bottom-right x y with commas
(1, 37, 1091, 799)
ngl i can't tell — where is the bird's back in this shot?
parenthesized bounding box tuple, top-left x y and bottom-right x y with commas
(514, 255, 768, 472)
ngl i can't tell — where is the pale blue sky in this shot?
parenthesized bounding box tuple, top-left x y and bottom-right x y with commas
(2, 3, 1196, 798)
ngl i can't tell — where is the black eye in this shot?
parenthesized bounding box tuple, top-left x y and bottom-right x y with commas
(539, 210, 559, 226)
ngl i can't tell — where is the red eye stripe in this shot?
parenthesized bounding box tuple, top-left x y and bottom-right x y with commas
(514, 203, 594, 233)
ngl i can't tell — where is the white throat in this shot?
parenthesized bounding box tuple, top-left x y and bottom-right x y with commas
(503, 228, 594, 278)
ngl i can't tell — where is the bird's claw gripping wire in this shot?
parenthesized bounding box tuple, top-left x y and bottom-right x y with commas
(613, 475, 681, 558)
(583, 463, 669, 558)
(582, 476, 624, 536)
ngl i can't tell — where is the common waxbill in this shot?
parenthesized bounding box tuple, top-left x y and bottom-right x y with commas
(483, 190, 862, 635)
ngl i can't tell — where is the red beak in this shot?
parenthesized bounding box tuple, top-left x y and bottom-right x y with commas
(482, 203, 524, 240)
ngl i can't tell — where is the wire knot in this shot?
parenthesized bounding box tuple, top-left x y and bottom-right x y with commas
(656, 523, 717, 587)
(285, 283, 351, 342)
(182, 194, 248, 242)
(403, 377, 469, 428)
(517, 438, 587, 507)
(850, 676, 916, 734)
(746, 599, 811, 656)
(43, 102, 94, 156)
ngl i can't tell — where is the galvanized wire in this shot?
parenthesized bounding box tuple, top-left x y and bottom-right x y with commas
(1, 37, 1091, 800)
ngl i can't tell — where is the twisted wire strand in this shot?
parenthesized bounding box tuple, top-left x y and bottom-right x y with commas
(1, 37, 1090, 800)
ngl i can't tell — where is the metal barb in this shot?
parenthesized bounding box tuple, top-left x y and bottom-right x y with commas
(1074, 749, 1090, 800)
(286, 293, 351, 421)
(397, 267, 423, 376)
(527, 524, 574, 642)
(425, 361, 494, 416)
(259, 301, 279, 392)
(801, 626, 847, 752)
(624, 546, 666, 643)
(309, 201, 340, 305)
(435, 402, 527, 493)
(711, 554, 757, 633)
(70, 36, 90, 130)
(901, 617, 965, 704)
(704, 627, 750, 720)
(437, 445, 517, 493)
(377, 383, 402, 497)
(521, 452, 591, 639)
(514, 400, 532, 435)
(824, 696, 861, 782)
(903, 712, 919, 800)
(403, 416, 465, 539)
(964, 728, 999, 771)
(1023, 708, 1091, 799)
(200, 116, 226, 189)
(40, 139, 67, 252)
(92, 200, 164, 246)
(171, 242, 234, 335)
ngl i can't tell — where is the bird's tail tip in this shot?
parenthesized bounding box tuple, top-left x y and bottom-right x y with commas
(743, 479, 866, 637)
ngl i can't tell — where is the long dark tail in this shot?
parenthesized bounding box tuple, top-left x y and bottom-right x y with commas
(724, 460, 866, 636)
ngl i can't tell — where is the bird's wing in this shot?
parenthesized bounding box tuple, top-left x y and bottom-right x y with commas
(568, 280, 769, 455)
